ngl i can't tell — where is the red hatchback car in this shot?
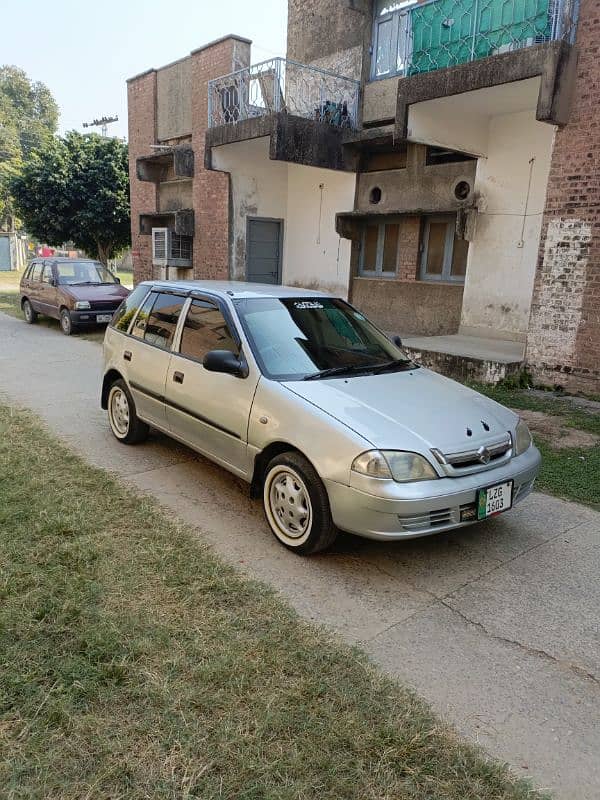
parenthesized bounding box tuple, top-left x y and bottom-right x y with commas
(20, 258, 130, 335)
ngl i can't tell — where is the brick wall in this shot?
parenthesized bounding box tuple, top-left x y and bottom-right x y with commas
(397, 216, 421, 281)
(526, 0, 600, 393)
(127, 70, 157, 284)
(190, 38, 251, 279)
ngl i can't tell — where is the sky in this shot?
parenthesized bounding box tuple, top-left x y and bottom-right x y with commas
(1, 0, 288, 140)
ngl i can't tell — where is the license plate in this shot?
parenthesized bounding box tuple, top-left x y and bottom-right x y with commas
(96, 314, 112, 323)
(477, 481, 513, 520)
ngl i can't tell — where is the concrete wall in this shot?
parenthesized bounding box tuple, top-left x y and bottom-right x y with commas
(212, 137, 288, 280)
(158, 179, 193, 213)
(212, 136, 355, 294)
(284, 165, 355, 296)
(156, 58, 192, 142)
(287, 0, 368, 69)
(460, 110, 555, 341)
(351, 278, 464, 335)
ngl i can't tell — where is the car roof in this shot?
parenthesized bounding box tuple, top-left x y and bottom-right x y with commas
(141, 280, 335, 300)
(32, 257, 99, 263)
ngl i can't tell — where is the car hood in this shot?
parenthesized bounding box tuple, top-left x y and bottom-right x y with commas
(62, 284, 129, 302)
(284, 367, 518, 454)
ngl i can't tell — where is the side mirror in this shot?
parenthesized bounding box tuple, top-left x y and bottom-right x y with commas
(115, 276, 121, 284)
(392, 335, 403, 348)
(203, 349, 247, 377)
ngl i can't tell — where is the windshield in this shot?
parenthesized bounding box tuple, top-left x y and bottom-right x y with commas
(234, 296, 414, 381)
(56, 261, 118, 285)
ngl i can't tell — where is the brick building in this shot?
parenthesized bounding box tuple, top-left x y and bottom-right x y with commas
(127, 35, 251, 284)
(128, 1, 599, 392)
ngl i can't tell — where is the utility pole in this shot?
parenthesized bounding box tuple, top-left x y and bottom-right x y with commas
(82, 115, 119, 137)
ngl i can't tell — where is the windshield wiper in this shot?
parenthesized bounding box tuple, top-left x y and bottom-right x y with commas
(370, 359, 417, 374)
(303, 364, 375, 381)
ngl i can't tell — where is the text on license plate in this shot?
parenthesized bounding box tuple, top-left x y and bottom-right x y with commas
(477, 481, 513, 520)
(96, 314, 112, 323)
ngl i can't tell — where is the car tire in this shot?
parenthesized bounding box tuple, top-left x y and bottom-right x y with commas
(22, 299, 37, 324)
(60, 308, 77, 336)
(263, 451, 338, 555)
(107, 379, 149, 445)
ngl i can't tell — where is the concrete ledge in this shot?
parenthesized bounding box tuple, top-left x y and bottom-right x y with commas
(206, 113, 357, 171)
(137, 146, 194, 183)
(402, 346, 523, 385)
(139, 209, 194, 238)
(395, 41, 577, 139)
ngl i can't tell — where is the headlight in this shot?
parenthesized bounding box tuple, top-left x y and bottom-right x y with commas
(352, 450, 438, 483)
(514, 419, 532, 455)
(74, 301, 91, 310)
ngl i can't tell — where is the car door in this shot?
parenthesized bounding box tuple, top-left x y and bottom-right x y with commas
(39, 262, 60, 318)
(124, 290, 186, 430)
(165, 296, 260, 476)
(26, 262, 44, 311)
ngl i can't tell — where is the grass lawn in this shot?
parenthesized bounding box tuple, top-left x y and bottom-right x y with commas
(0, 404, 547, 800)
(471, 383, 600, 510)
(0, 268, 133, 342)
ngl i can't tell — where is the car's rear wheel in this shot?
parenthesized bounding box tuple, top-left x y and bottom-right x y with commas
(60, 308, 76, 336)
(107, 379, 149, 444)
(22, 299, 37, 324)
(263, 452, 338, 555)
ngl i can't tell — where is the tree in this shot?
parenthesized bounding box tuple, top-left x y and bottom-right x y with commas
(0, 66, 59, 229)
(12, 132, 131, 264)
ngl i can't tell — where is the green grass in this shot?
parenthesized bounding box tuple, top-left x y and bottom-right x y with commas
(0, 268, 133, 342)
(471, 383, 600, 509)
(0, 405, 547, 800)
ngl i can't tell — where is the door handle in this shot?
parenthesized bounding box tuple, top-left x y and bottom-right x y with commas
(173, 371, 184, 384)
(123, 350, 132, 362)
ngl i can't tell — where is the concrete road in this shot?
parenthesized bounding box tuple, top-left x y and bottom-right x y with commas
(1, 311, 599, 799)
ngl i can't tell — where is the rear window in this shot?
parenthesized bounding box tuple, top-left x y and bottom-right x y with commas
(30, 264, 43, 282)
(143, 292, 185, 350)
(111, 284, 150, 333)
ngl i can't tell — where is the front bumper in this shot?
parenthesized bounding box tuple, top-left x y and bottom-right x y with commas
(70, 309, 117, 326)
(325, 445, 541, 541)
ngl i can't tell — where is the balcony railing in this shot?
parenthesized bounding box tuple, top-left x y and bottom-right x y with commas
(371, 0, 579, 80)
(208, 58, 360, 129)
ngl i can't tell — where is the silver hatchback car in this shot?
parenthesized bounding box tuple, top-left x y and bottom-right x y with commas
(101, 281, 541, 555)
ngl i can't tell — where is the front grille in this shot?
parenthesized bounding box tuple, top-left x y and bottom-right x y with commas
(432, 434, 512, 475)
(89, 299, 121, 311)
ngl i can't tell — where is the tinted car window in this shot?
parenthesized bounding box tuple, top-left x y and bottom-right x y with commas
(131, 292, 157, 340)
(30, 264, 43, 282)
(41, 264, 54, 284)
(143, 292, 185, 350)
(179, 299, 238, 362)
(111, 284, 150, 332)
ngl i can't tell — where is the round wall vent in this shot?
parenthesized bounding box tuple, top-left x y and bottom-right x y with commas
(454, 180, 471, 201)
(369, 186, 382, 204)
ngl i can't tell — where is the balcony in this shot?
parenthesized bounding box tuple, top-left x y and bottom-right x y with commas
(371, 0, 578, 81)
(208, 57, 360, 130)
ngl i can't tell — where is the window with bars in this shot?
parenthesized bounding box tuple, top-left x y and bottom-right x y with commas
(151, 228, 193, 267)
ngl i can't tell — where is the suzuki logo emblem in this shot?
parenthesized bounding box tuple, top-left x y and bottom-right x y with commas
(477, 446, 491, 464)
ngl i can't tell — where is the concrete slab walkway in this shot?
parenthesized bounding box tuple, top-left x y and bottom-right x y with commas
(1, 311, 598, 799)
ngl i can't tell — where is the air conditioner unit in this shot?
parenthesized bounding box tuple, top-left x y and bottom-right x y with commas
(151, 227, 193, 273)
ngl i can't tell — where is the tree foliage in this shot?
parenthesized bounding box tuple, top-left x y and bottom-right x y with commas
(12, 132, 131, 264)
(0, 66, 58, 229)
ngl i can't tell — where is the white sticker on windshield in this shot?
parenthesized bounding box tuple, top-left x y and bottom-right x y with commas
(294, 301, 324, 309)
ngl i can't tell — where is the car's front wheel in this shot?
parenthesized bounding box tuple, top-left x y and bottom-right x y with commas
(107, 379, 149, 444)
(263, 452, 338, 555)
(22, 299, 37, 324)
(60, 308, 76, 336)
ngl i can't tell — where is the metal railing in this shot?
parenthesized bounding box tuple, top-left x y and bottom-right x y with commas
(208, 58, 360, 129)
(372, 0, 579, 80)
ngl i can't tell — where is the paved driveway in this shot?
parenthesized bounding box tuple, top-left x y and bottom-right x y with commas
(1, 311, 599, 799)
